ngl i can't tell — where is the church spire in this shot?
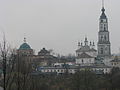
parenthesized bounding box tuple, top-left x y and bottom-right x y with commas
(100, 0, 107, 19)
(102, 0, 104, 8)
(101, 0, 105, 11)
(97, 0, 111, 57)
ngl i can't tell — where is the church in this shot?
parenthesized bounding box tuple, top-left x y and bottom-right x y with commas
(76, 37, 97, 66)
(17, 38, 58, 67)
(76, 2, 112, 67)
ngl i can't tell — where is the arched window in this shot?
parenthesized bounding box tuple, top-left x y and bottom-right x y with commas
(101, 36, 103, 41)
(82, 59, 84, 63)
(104, 35, 106, 41)
(101, 48, 103, 54)
(104, 24, 106, 31)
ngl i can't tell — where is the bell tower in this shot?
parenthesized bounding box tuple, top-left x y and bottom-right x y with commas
(97, 0, 111, 57)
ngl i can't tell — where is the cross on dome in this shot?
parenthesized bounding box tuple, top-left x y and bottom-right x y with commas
(24, 37, 26, 43)
(101, 0, 105, 12)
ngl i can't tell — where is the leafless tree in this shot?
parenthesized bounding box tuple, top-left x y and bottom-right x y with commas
(0, 35, 17, 90)
(0, 35, 9, 90)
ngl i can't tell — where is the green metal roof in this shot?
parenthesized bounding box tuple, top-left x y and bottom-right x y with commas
(19, 43, 31, 50)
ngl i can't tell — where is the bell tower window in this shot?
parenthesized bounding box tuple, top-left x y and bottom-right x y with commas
(101, 36, 103, 41)
(101, 48, 103, 54)
(104, 35, 106, 41)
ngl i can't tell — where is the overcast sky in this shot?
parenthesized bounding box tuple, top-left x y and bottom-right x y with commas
(0, 0, 120, 55)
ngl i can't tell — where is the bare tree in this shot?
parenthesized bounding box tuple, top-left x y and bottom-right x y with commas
(0, 35, 8, 90)
(0, 35, 17, 90)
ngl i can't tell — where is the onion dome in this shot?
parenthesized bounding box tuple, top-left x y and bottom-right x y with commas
(19, 38, 31, 50)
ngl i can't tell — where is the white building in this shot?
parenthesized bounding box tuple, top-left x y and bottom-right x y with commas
(76, 52, 95, 66)
(76, 37, 97, 66)
(37, 65, 111, 74)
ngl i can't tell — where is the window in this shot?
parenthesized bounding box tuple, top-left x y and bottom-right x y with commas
(101, 48, 103, 54)
(89, 59, 91, 63)
(82, 59, 84, 63)
(104, 35, 106, 40)
(101, 36, 103, 41)
(104, 24, 106, 31)
(61, 70, 63, 73)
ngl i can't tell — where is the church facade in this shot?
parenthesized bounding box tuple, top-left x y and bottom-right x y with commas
(76, 38, 97, 66)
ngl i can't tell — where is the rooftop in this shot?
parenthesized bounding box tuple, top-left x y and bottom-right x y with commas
(18, 38, 32, 50)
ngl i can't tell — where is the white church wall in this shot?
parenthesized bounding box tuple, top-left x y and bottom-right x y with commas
(76, 58, 95, 66)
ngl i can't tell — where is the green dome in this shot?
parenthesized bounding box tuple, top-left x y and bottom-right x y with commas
(19, 43, 31, 50)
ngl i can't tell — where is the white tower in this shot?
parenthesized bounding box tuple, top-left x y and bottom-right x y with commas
(97, 1, 111, 57)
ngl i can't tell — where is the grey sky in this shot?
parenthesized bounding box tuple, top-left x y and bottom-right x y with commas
(0, 0, 120, 55)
